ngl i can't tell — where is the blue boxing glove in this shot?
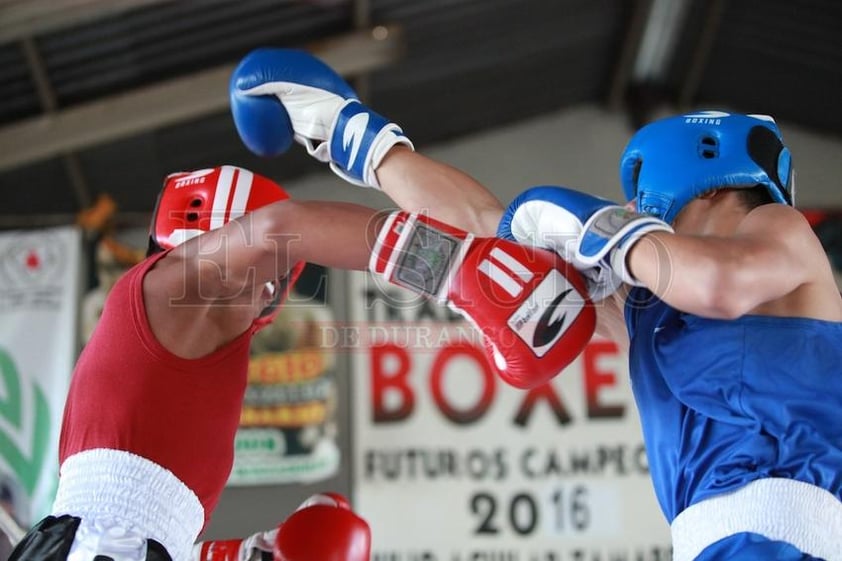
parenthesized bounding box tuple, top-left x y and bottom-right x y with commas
(230, 48, 414, 188)
(497, 186, 673, 300)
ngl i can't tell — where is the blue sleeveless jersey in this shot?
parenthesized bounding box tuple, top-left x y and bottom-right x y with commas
(624, 288, 842, 522)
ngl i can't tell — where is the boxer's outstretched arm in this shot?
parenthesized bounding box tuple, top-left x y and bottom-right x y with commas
(184, 199, 384, 288)
(145, 200, 384, 357)
(376, 147, 504, 237)
(229, 49, 504, 236)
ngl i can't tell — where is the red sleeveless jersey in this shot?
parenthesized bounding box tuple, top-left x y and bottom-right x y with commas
(59, 251, 254, 526)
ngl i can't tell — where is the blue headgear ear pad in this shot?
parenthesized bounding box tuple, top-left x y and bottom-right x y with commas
(619, 111, 794, 224)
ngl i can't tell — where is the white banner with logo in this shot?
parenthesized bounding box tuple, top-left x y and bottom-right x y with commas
(347, 271, 671, 560)
(228, 291, 342, 486)
(0, 226, 81, 527)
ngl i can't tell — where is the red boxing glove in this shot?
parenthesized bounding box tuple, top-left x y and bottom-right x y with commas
(370, 211, 596, 389)
(274, 493, 370, 561)
(192, 493, 368, 561)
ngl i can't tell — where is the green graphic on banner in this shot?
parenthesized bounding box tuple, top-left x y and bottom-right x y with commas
(0, 349, 50, 494)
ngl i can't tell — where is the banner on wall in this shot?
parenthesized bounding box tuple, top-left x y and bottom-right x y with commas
(347, 271, 671, 561)
(228, 293, 341, 485)
(0, 226, 81, 527)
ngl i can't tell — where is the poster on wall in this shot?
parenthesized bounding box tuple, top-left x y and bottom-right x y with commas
(228, 290, 341, 485)
(0, 226, 81, 529)
(348, 271, 671, 561)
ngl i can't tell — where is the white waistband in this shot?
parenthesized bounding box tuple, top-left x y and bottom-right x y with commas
(51, 449, 205, 561)
(670, 478, 842, 561)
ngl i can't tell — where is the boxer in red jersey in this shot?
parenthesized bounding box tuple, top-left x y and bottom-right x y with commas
(9, 166, 376, 561)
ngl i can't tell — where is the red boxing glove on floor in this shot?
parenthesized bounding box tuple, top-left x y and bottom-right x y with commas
(274, 493, 370, 561)
(193, 493, 370, 561)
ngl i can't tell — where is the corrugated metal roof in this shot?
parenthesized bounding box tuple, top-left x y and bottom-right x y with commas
(0, 0, 839, 226)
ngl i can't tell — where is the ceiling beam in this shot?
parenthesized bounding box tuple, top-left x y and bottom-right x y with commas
(21, 35, 95, 209)
(0, 0, 173, 43)
(607, 0, 654, 111)
(630, 0, 693, 84)
(609, 0, 695, 127)
(678, 0, 726, 108)
(0, 24, 405, 173)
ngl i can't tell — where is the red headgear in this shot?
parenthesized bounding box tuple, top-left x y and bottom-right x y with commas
(148, 165, 304, 327)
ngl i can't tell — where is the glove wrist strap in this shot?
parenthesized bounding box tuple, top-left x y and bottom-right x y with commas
(576, 206, 672, 286)
(328, 100, 414, 189)
(369, 211, 472, 303)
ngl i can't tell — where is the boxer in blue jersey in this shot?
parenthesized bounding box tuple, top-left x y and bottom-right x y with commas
(497, 112, 842, 560)
(227, 48, 841, 560)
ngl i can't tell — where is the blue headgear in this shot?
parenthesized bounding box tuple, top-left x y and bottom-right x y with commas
(619, 111, 794, 224)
